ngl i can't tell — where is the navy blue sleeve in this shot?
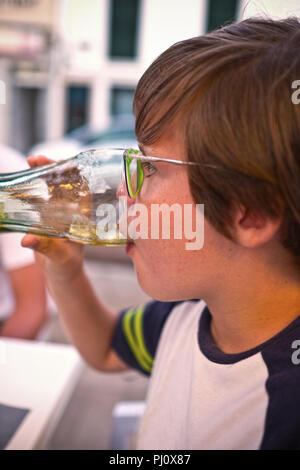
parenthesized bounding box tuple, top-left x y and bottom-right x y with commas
(260, 318, 300, 450)
(111, 300, 183, 376)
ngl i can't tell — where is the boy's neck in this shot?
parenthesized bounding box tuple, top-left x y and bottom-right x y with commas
(206, 271, 300, 355)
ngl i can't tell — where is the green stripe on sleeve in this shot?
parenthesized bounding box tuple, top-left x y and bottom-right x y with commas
(122, 307, 153, 373)
(133, 305, 154, 368)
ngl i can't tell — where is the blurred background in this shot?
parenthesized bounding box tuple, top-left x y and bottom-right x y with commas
(0, 0, 299, 158)
(0, 0, 299, 450)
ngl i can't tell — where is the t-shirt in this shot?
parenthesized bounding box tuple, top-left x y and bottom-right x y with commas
(112, 299, 300, 450)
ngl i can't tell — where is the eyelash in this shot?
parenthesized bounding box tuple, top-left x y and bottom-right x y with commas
(141, 161, 157, 177)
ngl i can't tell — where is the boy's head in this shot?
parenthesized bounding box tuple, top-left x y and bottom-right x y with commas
(129, 17, 300, 300)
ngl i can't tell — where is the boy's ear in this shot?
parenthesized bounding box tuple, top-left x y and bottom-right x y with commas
(232, 205, 282, 248)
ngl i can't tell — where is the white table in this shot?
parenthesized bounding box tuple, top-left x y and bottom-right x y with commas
(0, 338, 83, 449)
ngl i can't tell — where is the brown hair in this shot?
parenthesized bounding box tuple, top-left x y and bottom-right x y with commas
(133, 17, 300, 265)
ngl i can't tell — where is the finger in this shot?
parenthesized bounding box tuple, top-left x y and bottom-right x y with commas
(37, 155, 53, 166)
(22, 234, 54, 255)
(21, 234, 70, 262)
(21, 234, 41, 249)
(26, 156, 38, 168)
(26, 155, 54, 168)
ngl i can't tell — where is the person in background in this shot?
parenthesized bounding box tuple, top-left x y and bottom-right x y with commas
(0, 143, 48, 339)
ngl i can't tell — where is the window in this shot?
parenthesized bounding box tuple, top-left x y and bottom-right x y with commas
(12, 86, 46, 154)
(108, 0, 140, 59)
(65, 85, 90, 133)
(206, 0, 238, 32)
(111, 86, 135, 116)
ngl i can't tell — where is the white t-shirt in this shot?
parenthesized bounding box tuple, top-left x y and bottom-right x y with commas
(112, 299, 300, 449)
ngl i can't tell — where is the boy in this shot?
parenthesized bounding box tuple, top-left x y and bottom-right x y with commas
(22, 17, 300, 449)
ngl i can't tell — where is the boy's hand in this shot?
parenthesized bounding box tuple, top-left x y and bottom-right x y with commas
(21, 155, 84, 282)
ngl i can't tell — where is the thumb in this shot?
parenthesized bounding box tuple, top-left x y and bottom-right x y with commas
(21, 234, 42, 250)
(21, 234, 78, 264)
(21, 234, 50, 253)
(21, 234, 58, 257)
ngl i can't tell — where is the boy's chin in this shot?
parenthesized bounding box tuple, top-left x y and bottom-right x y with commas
(137, 275, 192, 302)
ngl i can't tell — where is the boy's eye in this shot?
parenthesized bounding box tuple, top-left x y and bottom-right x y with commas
(141, 161, 157, 177)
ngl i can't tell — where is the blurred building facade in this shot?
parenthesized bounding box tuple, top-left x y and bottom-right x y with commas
(0, 0, 299, 155)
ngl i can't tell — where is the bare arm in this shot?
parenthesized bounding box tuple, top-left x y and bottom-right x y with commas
(44, 264, 130, 373)
(0, 263, 47, 340)
(20, 154, 130, 372)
